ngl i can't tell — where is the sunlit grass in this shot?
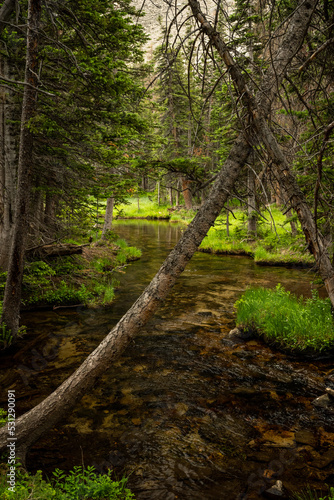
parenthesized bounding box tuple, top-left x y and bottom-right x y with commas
(116, 197, 170, 218)
(235, 285, 334, 352)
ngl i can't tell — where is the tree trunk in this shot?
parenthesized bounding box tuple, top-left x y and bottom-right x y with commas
(0, 55, 18, 270)
(101, 196, 114, 239)
(176, 178, 180, 206)
(0, 0, 16, 34)
(0, 132, 252, 464)
(182, 177, 193, 209)
(1, 0, 41, 338)
(226, 200, 230, 237)
(157, 180, 160, 206)
(247, 166, 257, 236)
(169, 186, 173, 206)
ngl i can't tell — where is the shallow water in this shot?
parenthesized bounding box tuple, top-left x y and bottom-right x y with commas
(1, 221, 334, 499)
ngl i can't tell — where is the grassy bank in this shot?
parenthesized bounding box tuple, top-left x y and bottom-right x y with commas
(117, 197, 315, 267)
(0, 234, 141, 313)
(235, 285, 334, 353)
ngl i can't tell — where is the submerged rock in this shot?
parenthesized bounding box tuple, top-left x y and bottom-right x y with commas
(312, 394, 331, 408)
(263, 480, 287, 498)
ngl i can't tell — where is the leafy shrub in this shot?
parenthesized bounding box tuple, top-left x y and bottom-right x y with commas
(0, 466, 135, 499)
(235, 285, 334, 352)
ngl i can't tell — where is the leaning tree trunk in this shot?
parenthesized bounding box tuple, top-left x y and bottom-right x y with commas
(101, 196, 114, 239)
(0, 0, 320, 463)
(1, 0, 41, 338)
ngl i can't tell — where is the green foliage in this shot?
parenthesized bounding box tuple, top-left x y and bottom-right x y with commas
(0, 408, 7, 428)
(235, 285, 334, 352)
(293, 486, 334, 500)
(0, 466, 135, 499)
(27, 281, 93, 306)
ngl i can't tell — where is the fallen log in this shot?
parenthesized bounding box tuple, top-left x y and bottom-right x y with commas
(26, 243, 88, 259)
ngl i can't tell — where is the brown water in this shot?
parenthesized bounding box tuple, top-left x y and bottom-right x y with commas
(1, 220, 334, 499)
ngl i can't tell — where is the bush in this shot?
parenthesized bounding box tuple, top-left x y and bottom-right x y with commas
(235, 285, 334, 352)
(0, 466, 135, 499)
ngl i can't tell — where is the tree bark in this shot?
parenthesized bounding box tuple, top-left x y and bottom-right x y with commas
(0, 55, 18, 270)
(1, 0, 41, 338)
(101, 196, 114, 239)
(182, 177, 193, 209)
(247, 166, 257, 236)
(0, 0, 16, 34)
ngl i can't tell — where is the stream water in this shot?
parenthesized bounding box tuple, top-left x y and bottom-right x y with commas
(1, 220, 334, 499)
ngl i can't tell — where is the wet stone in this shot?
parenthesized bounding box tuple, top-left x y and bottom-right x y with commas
(311, 448, 334, 469)
(295, 430, 317, 448)
(312, 394, 331, 408)
(326, 387, 334, 400)
(263, 480, 287, 499)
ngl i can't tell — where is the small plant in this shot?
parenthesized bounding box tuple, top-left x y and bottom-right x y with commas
(0, 322, 12, 350)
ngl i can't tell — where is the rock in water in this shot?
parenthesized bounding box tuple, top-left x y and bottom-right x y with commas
(263, 480, 287, 499)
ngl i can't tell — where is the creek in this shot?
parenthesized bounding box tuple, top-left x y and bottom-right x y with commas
(1, 220, 334, 499)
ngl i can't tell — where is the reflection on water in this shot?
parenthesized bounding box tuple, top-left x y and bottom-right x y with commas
(2, 221, 334, 499)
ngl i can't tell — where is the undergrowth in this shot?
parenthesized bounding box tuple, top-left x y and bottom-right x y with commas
(235, 284, 334, 353)
(0, 465, 135, 500)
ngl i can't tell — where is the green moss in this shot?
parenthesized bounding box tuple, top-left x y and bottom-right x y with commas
(235, 285, 334, 353)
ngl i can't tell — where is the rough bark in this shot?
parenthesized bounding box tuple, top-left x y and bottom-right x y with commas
(101, 196, 114, 239)
(1, 0, 41, 337)
(0, 55, 18, 270)
(247, 166, 257, 236)
(0, 133, 252, 463)
(0, 0, 15, 34)
(182, 177, 193, 209)
(26, 243, 85, 259)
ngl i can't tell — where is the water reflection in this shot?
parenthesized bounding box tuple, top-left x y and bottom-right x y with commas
(3, 221, 333, 499)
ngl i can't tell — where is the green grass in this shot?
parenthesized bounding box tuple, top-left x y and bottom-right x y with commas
(293, 486, 334, 500)
(0, 465, 135, 499)
(235, 284, 334, 353)
(116, 197, 170, 218)
(253, 245, 314, 265)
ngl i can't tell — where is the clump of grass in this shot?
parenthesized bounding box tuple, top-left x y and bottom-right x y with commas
(200, 228, 253, 254)
(115, 239, 142, 263)
(254, 245, 314, 266)
(235, 284, 334, 353)
(293, 486, 334, 500)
